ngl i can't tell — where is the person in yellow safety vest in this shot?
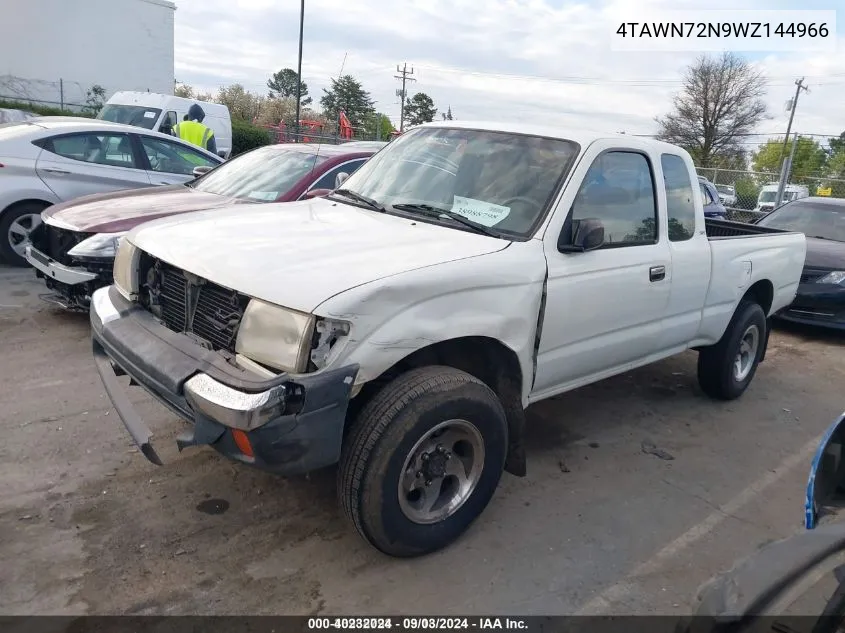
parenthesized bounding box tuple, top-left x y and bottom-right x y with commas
(172, 104, 217, 155)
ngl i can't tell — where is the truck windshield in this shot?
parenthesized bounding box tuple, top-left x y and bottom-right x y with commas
(759, 191, 778, 203)
(98, 105, 162, 130)
(191, 146, 329, 201)
(336, 127, 580, 238)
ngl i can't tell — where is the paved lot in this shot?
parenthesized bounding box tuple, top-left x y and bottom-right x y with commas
(1, 264, 844, 616)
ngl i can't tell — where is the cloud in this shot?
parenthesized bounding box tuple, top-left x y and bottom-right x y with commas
(173, 0, 845, 143)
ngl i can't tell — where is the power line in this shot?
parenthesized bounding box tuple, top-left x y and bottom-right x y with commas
(412, 64, 845, 86)
(394, 62, 416, 132)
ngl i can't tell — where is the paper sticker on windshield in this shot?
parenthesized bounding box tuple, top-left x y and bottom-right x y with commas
(452, 196, 510, 227)
(143, 111, 157, 119)
(247, 191, 279, 201)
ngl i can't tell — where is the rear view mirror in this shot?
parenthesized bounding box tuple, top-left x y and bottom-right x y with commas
(335, 172, 350, 188)
(304, 188, 332, 200)
(192, 166, 213, 178)
(561, 217, 604, 253)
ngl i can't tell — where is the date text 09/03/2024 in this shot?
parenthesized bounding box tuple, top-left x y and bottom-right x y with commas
(615, 22, 829, 38)
(307, 618, 529, 630)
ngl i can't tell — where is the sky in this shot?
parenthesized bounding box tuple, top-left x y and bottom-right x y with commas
(173, 0, 844, 150)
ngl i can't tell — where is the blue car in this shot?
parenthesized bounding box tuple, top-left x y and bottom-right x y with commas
(698, 176, 728, 219)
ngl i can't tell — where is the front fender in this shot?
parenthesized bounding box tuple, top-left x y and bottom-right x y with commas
(806, 411, 845, 529)
(313, 241, 547, 404)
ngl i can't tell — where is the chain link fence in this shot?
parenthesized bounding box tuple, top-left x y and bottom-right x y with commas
(695, 167, 845, 223)
(0, 74, 91, 111)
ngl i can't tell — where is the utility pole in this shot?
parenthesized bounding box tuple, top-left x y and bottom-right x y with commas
(775, 132, 799, 211)
(294, 0, 305, 142)
(394, 63, 416, 132)
(778, 77, 808, 164)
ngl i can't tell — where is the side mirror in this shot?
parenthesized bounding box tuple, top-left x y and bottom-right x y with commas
(304, 188, 332, 199)
(560, 217, 604, 253)
(335, 172, 350, 188)
(192, 165, 213, 178)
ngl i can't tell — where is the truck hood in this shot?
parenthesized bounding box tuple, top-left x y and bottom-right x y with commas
(42, 185, 245, 233)
(128, 197, 509, 313)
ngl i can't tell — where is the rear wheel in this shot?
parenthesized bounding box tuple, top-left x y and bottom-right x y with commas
(0, 202, 47, 266)
(338, 366, 508, 557)
(697, 299, 767, 400)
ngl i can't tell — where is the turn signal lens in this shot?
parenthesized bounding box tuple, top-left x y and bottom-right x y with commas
(232, 429, 254, 458)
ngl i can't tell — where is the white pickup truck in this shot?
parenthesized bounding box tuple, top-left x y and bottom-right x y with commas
(90, 121, 806, 557)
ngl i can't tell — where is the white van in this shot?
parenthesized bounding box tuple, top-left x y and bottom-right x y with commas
(97, 91, 232, 158)
(755, 183, 809, 213)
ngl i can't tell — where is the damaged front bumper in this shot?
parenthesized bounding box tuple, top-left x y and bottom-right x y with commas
(90, 286, 358, 475)
(25, 245, 109, 310)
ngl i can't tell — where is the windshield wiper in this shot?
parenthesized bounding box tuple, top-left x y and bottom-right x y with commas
(329, 188, 385, 212)
(390, 203, 501, 238)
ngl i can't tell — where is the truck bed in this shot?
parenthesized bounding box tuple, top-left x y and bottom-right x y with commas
(705, 218, 790, 239)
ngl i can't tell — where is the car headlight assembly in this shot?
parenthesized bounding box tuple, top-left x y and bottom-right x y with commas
(816, 271, 845, 286)
(67, 232, 126, 259)
(236, 299, 316, 374)
(112, 239, 139, 300)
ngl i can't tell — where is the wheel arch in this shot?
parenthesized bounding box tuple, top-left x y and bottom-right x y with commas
(347, 335, 528, 477)
(742, 279, 774, 361)
(1, 198, 53, 217)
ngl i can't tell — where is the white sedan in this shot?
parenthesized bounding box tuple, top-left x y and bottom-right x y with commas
(0, 116, 223, 266)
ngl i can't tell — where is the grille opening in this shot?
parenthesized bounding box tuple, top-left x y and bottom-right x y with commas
(33, 225, 93, 265)
(138, 253, 249, 353)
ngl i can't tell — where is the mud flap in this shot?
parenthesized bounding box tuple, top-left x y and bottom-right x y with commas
(806, 411, 845, 529)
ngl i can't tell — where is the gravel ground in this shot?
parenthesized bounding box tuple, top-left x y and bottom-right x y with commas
(1, 265, 844, 616)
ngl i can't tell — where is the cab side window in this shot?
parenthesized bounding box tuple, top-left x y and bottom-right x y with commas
(661, 154, 696, 241)
(569, 151, 657, 246)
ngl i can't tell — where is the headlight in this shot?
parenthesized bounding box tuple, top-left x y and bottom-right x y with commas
(816, 271, 845, 286)
(235, 299, 316, 373)
(67, 232, 126, 259)
(113, 239, 139, 300)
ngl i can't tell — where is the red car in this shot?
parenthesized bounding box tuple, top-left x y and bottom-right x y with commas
(25, 142, 382, 309)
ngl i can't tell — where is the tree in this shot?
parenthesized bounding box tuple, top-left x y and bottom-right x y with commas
(656, 52, 768, 167)
(267, 68, 311, 106)
(362, 112, 395, 140)
(404, 92, 437, 127)
(828, 132, 845, 158)
(84, 84, 106, 116)
(174, 82, 194, 98)
(752, 136, 828, 181)
(441, 105, 453, 121)
(215, 84, 263, 121)
(319, 75, 375, 129)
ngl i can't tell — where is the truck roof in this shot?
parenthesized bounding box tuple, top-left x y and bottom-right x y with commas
(416, 120, 686, 153)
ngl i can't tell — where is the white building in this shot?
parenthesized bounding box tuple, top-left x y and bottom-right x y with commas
(0, 0, 176, 109)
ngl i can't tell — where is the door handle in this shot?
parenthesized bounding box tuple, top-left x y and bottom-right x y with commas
(649, 265, 666, 282)
(42, 168, 71, 175)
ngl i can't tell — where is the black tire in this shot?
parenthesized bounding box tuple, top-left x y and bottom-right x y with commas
(697, 299, 767, 401)
(338, 366, 508, 557)
(0, 202, 47, 266)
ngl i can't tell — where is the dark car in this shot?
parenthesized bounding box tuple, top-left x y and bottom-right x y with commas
(698, 176, 728, 219)
(755, 196, 845, 330)
(25, 143, 378, 310)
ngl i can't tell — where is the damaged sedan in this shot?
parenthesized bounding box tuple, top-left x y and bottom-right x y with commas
(25, 143, 378, 310)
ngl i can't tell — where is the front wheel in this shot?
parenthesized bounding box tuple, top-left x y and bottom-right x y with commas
(0, 202, 46, 266)
(338, 366, 508, 557)
(697, 299, 767, 401)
